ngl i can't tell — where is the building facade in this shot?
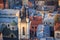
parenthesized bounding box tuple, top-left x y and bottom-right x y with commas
(54, 14, 60, 39)
(37, 24, 50, 38)
(0, 0, 8, 9)
(0, 9, 19, 40)
(29, 15, 42, 38)
(35, 0, 45, 10)
(43, 12, 57, 37)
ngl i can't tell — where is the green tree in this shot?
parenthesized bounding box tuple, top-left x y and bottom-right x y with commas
(10, 20, 17, 26)
(54, 14, 60, 23)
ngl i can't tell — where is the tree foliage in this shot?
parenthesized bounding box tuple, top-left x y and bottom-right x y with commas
(54, 14, 60, 23)
(10, 20, 17, 26)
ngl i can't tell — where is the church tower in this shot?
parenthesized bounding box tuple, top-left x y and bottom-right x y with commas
(18, 6, 30, 40)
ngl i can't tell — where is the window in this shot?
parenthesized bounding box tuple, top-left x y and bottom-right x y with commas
(50, 27, 54, 37)
(46, 22, 47, 24)
(23, 27, 25, 35)
(32, 26, 34, 29)
(56, 33, 60, 38)
(49, 22, 52, 24)
(8, 24, 10, 27)
(11, 35, 14, 38)
(12, 27, 14, 30)
(33, 17, 36, 20)
(35, 27, 37, 29)
(57, 33, 60, 35)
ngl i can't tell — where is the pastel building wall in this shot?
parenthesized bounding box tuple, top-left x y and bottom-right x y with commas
(0, 9, 19, 40)
(29, 15, 42, 38)
(37, 24, 50, 38)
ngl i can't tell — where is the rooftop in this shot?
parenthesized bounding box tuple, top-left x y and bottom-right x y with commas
(0, 9, 19, 14)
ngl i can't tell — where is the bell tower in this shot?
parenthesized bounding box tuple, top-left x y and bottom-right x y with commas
(18, 6, 30, 40)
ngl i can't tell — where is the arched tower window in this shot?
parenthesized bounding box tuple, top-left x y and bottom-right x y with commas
(23, 27, 25, 35)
